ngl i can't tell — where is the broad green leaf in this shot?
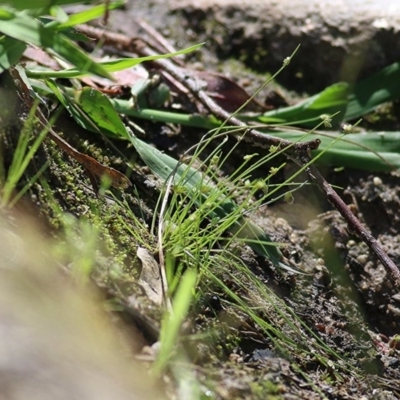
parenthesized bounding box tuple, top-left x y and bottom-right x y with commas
(76, 87, 130, 139)
(0, 35, 26, 73)
(45, 79, 106, 136)
(0, 8, 13, 18)
(26, 43, 204, 78)
(50, 5, 69, 23)
(258, 83, 349, 127)
(0, 10, 111, 78)
(345, 62, 400, 121)
(46, 83, 129, 138)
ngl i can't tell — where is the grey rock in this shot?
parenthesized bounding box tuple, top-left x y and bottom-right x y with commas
(113, 0, 400, 92)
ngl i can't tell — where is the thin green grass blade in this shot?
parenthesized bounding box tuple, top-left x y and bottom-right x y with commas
(0, 0, 93, 9)
(155, 268, 197, 373)
(111, 99, 220, 129)
(26, 43, 204, 79)
(56, 0, 124, 28)
(0, 10, 112, 78)
(45, 79, 100, 134)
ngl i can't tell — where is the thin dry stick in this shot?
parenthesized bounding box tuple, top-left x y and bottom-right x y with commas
(296, 149, 400, 286)
(77, 24, 400, 287)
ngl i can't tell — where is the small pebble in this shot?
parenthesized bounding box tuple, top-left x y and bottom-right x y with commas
(392, 293, 400, 302)
(388, 304, 400, 316)
(356, 254, 368, 265)
(346, 240, 356, 248)
(373, 176, 383, 186)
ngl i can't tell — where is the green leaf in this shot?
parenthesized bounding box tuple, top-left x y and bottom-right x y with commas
(94, 44, 204, 72)
(345, 62, 400, 120)
(270, 130, 400, 171)
(45, 79, 101, 135)
(0, 8, 13, 18)
(76, 87, 130, 139)
(156, 268, 197, 372)
(45, 83, 129, 139)
(0, 10, 112, 78)
(110, 99, 220, 129)
(0, 0, 93, 10)
(57, 0, 124, 28)
(26, 43, 204, 78)
(0, 35, 26, 73)
(258, 83, 349, 127)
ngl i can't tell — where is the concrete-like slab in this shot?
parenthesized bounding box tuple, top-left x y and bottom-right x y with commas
(168, 0, 400, 91)
(112, 0, 400, 92)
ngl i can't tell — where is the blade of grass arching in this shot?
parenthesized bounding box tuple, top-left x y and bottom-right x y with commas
(256, 83, 349, 128)
(26, 43, 204, 79)
(45, 79, 102, 134)
(0, 10, 112, 78)
(315, 148, 400, 171)
(0, 0, 95, 9)
(345, 62, 400, 121)
(56, 0, 124, 28)
(0, 35, 26, 73)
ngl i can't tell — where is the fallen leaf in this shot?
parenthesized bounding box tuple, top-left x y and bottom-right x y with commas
(137, 247, 163, 305)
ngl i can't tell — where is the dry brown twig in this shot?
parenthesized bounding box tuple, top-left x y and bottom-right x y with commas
(75, 24, 400, 287)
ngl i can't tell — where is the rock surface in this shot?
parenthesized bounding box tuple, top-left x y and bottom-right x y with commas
(111, 0, 400, 91)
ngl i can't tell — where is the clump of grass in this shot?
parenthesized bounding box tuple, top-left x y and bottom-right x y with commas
(148, 124, 366, 385)
(0, 100, 50, 208)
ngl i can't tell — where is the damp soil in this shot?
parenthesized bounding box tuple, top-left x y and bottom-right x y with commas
(2, 3, 400, 400)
